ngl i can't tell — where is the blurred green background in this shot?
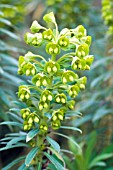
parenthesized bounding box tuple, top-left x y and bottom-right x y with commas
(0, 0, 113, 169)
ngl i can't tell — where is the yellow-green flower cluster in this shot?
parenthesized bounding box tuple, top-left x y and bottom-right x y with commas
(18, 56, 36, 76)
(17, 12, 94, 133)
(102, 0, 113, 35)
(51, 109, 65, 129)
(18, 86, 30, 102)
(20, 108, 40, 130)
(69, 25, 94, 70)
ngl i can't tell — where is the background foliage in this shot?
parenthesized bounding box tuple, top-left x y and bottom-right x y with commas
(0, 0, 113, 169)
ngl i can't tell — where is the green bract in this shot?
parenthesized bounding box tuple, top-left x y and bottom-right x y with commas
(42, 29, 54, 41)
(46, 42, 60, 55)
(17, 12, 94, 168)
(32, 73, 50, 87)
(18, 85, 30, 101)
(58, 36, 69, 49)
(62, 70, 79, 84)
(25, 32, 42, 46)
(30, 20, 45, 33)
(44, 60, 60, 74)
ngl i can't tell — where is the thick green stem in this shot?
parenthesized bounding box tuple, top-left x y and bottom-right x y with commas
(51, 54, 57, 61)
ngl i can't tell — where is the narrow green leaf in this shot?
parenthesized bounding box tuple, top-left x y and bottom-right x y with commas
(26, 129, 39, 142)
(91, 72, 112, 88)
(60, 149, 74, 155)
(25, 147, 39, 167)
(8, 112, 23, 123)
(46, 136, 60, 153)
(2, 156, 26, 170)
(0, 89, 10, 106)
(44, 152, 65, 170)
(37, 162, 42, 170)
(0, 121, 22, 127)
(66, 110, 82, 116)
(0, 28, 20, 40)
(0, 137, 13, 141)
(60, 126, 82, 133)
(6, 133, 23, 137)
(47, 147, 65, 168)
(0, 40, 25, 53)
(92, 161, 106, 167)
(89, 153, 113, 168)
(72, 114, 92, 127)
(92, 56, 112, 69)
(6, 136, 26, 146)
(93, 108, 113, 122)
(0, 143, 29, 151)
(18, 163, 28, 170)
(9, 108, 21, 112)
(0, 18, 12, 26)
(53, 132, 80, 149)
(84, 132, 97, 168)
(3, 72, 24, 85)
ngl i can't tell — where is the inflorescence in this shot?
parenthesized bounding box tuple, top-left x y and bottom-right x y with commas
(18, 12, 94, 133)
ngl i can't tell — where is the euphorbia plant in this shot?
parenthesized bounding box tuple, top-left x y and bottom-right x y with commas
(0, 12, 94, 169)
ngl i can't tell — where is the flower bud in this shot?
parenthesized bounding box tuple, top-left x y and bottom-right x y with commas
(39, 104, 43, 110)
(38, 101, 49, 110)
(24, 124, 29, 131)
(76, 25, 86, 38)
(41, 90, 53, 102)
(84, 55, 94, 70)
(43, 12, 56, 24)
(42, 79, 47, 86)
(55, 93, 67, 104)
(68, 100, 75, 110)
(77, 76, 87, 89)
(24, 32, 34, 45)
(62, 70, 78, 84)
(76, 44, 89, 58)
(32, 33, 42, 47)
(20, 108, 30, 119)
(39, 124, 48, 133)
(24, 32, 42, 47)
(34, 116, 40, 123)
(28, 117, 33, 124)
(48, 94, 52, 101)
(68, 85, 80, 98)
(51, 120, 61, 130)
(32, 73, 49, 87)
(18, 56, 27, 75)
(30, 20, 44, 33)
(24, 121, 32, 131)
(46, 42, 60, 55)
(42, 95, 46, 102)
(20, 62, 37, 76)
(58, 36, 69, 48)
(42, 29, 53, 41)
(81, 36, 92, 46)
(18, 86, 30, 102)
(52, 115, 57, 121)
(44, 60, 60, 75)
(58, 114, 64, 121)
(71, 57, 86, 70)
